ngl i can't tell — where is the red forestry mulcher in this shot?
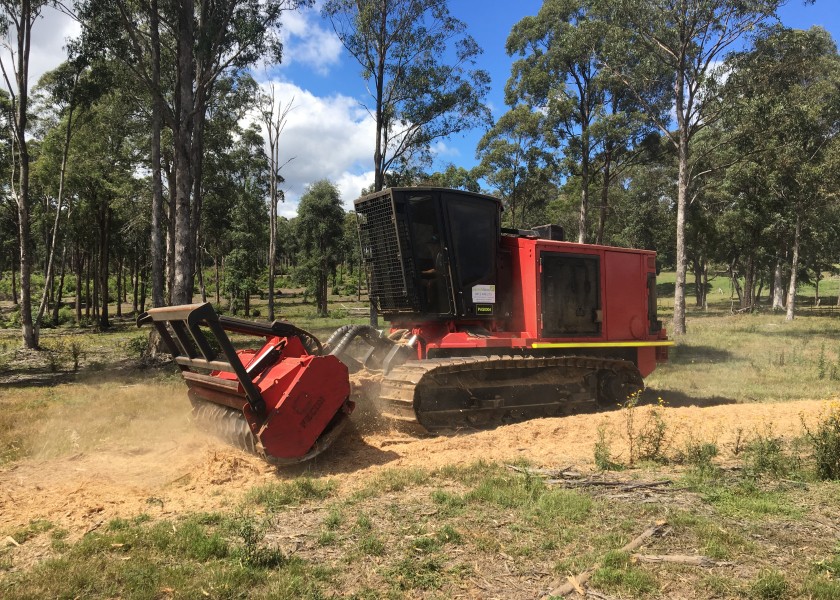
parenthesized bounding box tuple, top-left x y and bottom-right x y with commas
(139, 187, 673, 464)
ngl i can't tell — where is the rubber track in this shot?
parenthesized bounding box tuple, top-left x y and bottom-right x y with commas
(377, 354, 643, 433)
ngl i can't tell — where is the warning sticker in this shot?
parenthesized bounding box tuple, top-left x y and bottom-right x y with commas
(472, 284, 496, 303)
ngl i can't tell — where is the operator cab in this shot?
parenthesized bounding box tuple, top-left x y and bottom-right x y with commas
(355, 188, 500, 320)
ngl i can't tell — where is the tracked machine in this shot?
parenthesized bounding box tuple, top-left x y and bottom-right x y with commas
(139, 187, 672, 463)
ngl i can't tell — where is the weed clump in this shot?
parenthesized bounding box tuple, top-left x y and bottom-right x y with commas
(750, 569, 789, 599)
(742, 426, 799, 479)
(675, 438, 719, 473)
(593, 423, 622, 471)
(802, 402, 840, 480)
(621, 393, 670, 465)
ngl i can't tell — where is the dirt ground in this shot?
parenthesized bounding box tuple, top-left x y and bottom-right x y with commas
(1, 392, 833, 539)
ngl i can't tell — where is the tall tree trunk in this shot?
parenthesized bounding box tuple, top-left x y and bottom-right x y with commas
(10, 248, 17, 305)
(772, 256, 785, 310)
(198, 245, 207, 302)
(116, 256, 123, 317)
(85, 253, 91, 320)
(74, 247, 82, 324)
(51, 244, 67, 326)
(165, 163, 176, 302)
(693, 257, 703, 307)
(190, 87, 207, 304)
(578, 133, 590, 244)
(596, 145, 612, 245)
(132, 255, 139, 316)
(139, 267, 147, 313)
(5, 0, 37, 348)
(214, 254, 220, 305)
(92, 251, 99, 320)
(150, 0, 166, 309)
(98, 203, 111, 328)
(673, 125, 689, 334)
(171, 0, 196, 306)
(785, 214, 801, 322)
(742, 254, 755, 311)
(35, 70, 78, 339)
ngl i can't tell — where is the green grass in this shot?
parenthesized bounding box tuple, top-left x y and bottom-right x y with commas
(591, 550, 658, 597)
(0, 514, 332, 600)
(4, 460, 840, 599)
(5, 278, 840, 598)
(245, 478, 335, 511)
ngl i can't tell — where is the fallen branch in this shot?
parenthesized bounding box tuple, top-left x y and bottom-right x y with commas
(504, 465, 672, 492)
(541, 521, 669, 599)
(506, 464, 580, 478)
(632, 553, 732, 567)
(546, 478, 673, 492)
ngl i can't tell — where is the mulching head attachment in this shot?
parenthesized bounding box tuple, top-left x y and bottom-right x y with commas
(138, 303, 352, 464)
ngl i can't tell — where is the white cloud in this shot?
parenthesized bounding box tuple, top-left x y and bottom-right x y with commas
(429, 140, 460, 158)
(254, 80, 375, 217)
(277, 6, 342, 75)
(0, 6, 79, 92)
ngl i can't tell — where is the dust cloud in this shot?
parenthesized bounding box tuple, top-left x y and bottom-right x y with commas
(1, 377, 834, 539)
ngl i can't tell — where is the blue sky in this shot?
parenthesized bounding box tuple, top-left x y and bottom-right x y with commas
(8, 1, 840, 216)
(268, 0, 840, 213)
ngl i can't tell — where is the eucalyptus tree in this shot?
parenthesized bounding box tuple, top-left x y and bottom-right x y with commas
(259, 85, 294, 321)
(295, 180, 345, 317)
(475, 104, 554, 228)
(323, 0, 491, 192)
(222, 125, 270, 316)
(200, 75, 262, 306)
(506, 0, 661, 243)
(58, 72, 142, 328)
(506, 0, 604, 243)
(604, 0, 787, 334)
(420, 164, 481, 193)
(0, 0, 51, 347)
(723, 26, 840, 320)
(75, 0, 310, 306)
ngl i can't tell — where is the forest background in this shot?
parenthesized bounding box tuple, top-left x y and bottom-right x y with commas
(1, 0, 839, 347)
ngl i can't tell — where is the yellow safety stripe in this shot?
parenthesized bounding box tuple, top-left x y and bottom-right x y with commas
(531, 340, 675, 349)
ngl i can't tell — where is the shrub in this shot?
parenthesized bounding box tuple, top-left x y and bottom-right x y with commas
(676, 438, 719, 472)
(622, 393, 670, 465)
(750, 569, 789, 600)
(56, 305, 75, 326)
(594, 423, 622, 470)
(802, 402, 840, 480)
(742, 426, 798, 479)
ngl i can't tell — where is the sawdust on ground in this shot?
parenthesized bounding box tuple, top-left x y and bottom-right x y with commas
(1, 394, 833, 541)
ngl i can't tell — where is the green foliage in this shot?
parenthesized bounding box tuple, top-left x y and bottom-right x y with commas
(750, 569, 789, 600)
(323, 0, 491, 188)
(677, 439, 719, 473)
(742, 428, 799, 479)
(295, 180, 346, 317)
(622, 393, 670, 465)
(802, 403, 840, 481)
(591, 550, 658, 596)
(246, 478, 335, 511)
(594, 423, 622, 470)
(226, 512, 284, 568)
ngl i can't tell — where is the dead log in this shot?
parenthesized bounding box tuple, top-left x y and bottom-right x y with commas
(541, 521, 669, 599)
(631, 554, 732, 567)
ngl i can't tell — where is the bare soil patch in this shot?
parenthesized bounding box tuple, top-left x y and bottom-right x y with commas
(1, 392, 833, 537)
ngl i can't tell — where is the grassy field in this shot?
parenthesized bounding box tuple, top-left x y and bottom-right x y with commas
(1, 277, 840, 598)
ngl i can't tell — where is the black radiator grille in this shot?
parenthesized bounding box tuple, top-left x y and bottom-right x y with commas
(356, 194, 414, 312)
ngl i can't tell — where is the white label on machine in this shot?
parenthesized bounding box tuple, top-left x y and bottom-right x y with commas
(472, 284, 496, 303)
